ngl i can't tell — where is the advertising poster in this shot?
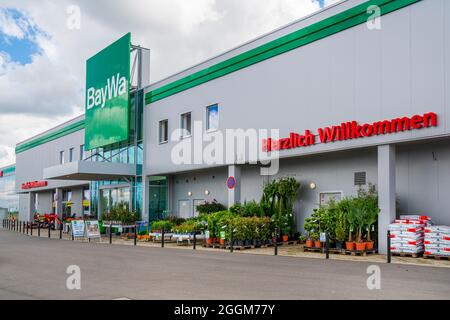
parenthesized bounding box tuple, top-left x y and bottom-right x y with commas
(71, 220, 86, 238)
(85, 220, 101, 239)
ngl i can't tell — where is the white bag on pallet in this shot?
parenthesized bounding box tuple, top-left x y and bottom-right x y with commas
(424, 225, 450, 257)
(389, 218, 426, 254)
(438, 226, 450, 234)
(400, 215, 431, 221)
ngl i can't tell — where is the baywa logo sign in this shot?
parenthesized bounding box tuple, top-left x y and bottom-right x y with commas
(85, 33, 131, 150)
(86, 73, 127, 110)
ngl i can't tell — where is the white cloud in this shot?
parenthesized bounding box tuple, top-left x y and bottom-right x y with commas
(0, 7, 28, 39)
(0, 0, 339, 166)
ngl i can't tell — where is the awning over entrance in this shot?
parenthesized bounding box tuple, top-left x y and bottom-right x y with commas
(43, 161, 136, 181)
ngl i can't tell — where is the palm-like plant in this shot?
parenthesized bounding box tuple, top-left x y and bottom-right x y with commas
(351, 205, 368, 243)
(364, 206, 380, 242)
(346, 205, 356, 242)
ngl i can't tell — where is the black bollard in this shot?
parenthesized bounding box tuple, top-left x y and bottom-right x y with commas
(38, 222, 41, 237)
(230, 228, 234, 253)
(134, 223, 137, 246)
(48, 223, 51, 238)
(161, 227, 165, 248)
(274, 228, 279, 256)
(19, 221, 22, 233)
(387, 230, 391, 264)
(59, 223, 63, 239)
(193, 228, 197, 250)
(23, 222, 25, 234)
(325, 231, 330, 259)
(109, 223, 112, 244)
(26, 222, 29, 235)
(30, 222, 33, 236)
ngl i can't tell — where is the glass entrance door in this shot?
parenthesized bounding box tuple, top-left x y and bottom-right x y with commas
(62, 190, 72, 219)
(149, 177, 168, 222)
(100, 186, 131, 216)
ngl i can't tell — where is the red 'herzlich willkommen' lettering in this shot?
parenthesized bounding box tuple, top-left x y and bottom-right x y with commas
(263, 112, 438, 152)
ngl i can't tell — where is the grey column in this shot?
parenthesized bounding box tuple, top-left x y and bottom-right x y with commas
(377, 144, 396, 254)
(55, 188, 63, 220)
(27, 192, 34, 222)
(142, 175, 150, 222)
(72, 188, 83, 218)
(227, 165, 241, 208)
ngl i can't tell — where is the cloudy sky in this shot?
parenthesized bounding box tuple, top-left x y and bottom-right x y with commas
(0, 0, 340, 167)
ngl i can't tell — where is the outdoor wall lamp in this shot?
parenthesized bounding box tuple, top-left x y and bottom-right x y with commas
(309, 182, 317, 190)
(204, 190, 210, 195)
(188, 192, 193, 197)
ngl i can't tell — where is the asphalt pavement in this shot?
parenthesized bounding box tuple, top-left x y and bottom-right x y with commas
(0, 229, 449, 300)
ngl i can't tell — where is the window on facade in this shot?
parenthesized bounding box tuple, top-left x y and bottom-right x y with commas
(63, 190, 72, 202)
(180, 112, 191, 137)
(69, 148, 75, 162)
(206, 104, 219, 131)
(60, 151, 65, 164)
(159, 119, 168, 143)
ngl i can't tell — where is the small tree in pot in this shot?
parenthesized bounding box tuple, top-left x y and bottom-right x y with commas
(335, 211, 347, 250)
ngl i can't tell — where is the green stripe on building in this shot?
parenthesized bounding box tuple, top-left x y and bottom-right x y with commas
(15, 120, 85, 154)
(1, 165, 15, 175)
(145, 0, 421, 105)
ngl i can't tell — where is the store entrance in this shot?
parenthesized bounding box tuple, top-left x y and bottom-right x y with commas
(62, 190, 72, 219)
(149, 176, 168, 221)
(100, 186, 131, 216)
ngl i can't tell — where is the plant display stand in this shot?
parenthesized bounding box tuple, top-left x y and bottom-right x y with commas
(342, 249, 377, 256)
(303, 247, 377, 256)
(423, 254, 450, 261)
(278, 240, 299, 246)
(203, 241, 277, 251)
(303, 246, 323, 253)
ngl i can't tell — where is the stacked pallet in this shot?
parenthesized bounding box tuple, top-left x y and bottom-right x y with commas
(424, 225, 450, 257)
(388, 215, 431, 256)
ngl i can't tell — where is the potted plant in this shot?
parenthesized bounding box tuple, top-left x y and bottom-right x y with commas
(335, 211, 347, 250)
(299, 235, 307, 244)
(281, 218, 290, 242)
(304, 214, 319, 248)
(352, 205, 366, 251)
(345, 202, 356, 251)
(359, 186, 380, 251)
(364, 209, 379, 250)
(311, 231, 321, 248)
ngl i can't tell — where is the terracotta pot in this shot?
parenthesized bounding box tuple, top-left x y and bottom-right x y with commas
(314, 240, 322, 248)
(306, 239, 314, 248)
(365, 241, 374, 250)
(282, 235, 289, 242)
(355, 242, 366, 251)
(207, 238, 213, 245)
(346, 242, 355, 250)
(219, 239, 225, 246)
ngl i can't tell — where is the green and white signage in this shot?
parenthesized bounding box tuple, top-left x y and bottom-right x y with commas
(85, 33, 131, 150)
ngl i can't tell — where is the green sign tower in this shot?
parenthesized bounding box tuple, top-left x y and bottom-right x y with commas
(85, 33, 131, 150)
